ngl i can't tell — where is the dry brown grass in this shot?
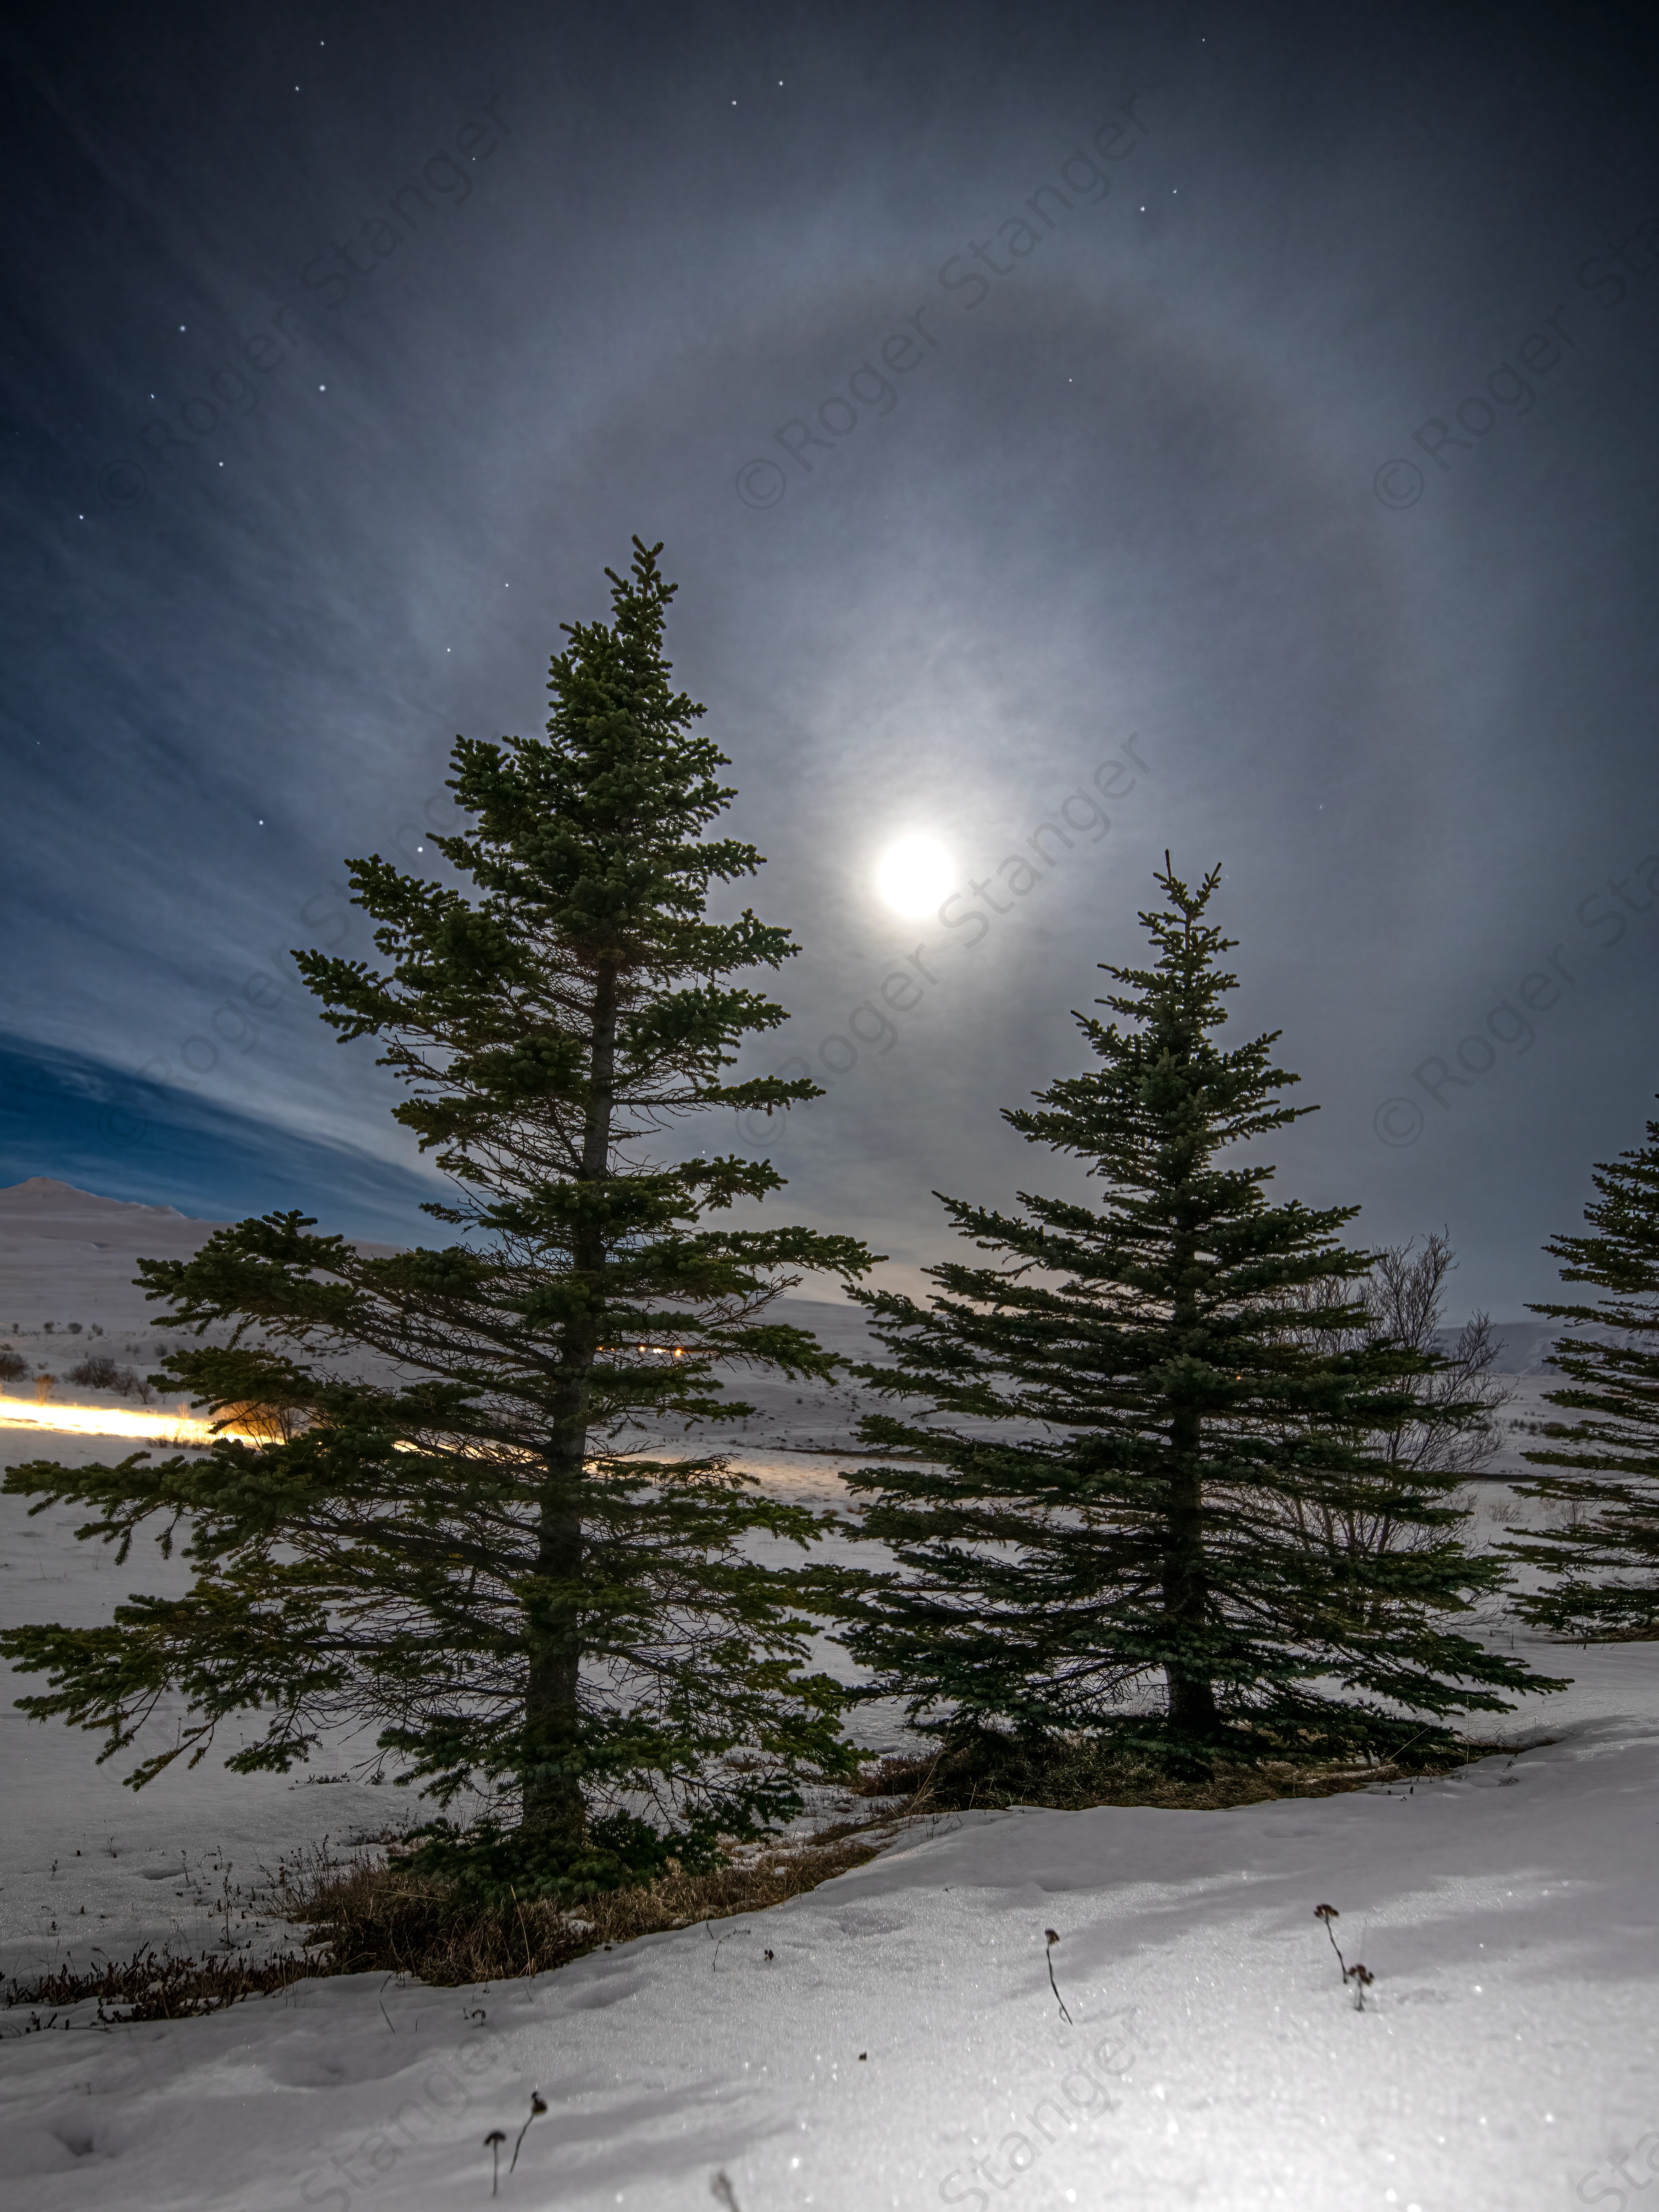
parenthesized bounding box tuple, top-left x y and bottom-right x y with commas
(850, 1734, 1481, 1817)
(214, 1401, 309, 1443)
(287, 1828, 887, 1986)
(3, 1944, 329, 2024)
(205, 1735, 1491, 1995)
(2, 1830, 888, 2022)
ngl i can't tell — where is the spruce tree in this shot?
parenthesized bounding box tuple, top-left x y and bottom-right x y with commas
(839, 861, 1558, 1771)
(1500, 1105, 1659, 1638)
(1, 540, 872, 1893)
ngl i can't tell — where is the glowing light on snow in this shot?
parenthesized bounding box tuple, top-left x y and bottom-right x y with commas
(0, 1395, 223, 1444)
(874, 833, 953, 918)
(0, 1395, 423, 1452)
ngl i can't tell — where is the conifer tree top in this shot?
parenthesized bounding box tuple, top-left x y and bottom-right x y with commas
(300, 536, 830, 1228)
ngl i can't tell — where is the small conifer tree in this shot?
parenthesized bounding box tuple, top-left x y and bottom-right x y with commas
(1500, 1105, 1659, 1638)
(839, 861, 1559, 1771)
(1, 541, 872, 1894)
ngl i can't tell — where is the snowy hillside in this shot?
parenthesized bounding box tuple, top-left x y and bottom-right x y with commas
(0, 1177, 1585, 1468)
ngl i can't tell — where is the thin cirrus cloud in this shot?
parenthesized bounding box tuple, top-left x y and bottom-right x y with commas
(1, 0, 1657, 1315)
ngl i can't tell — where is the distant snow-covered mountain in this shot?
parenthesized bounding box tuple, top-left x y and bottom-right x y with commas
(0, 1177, 229, 1335)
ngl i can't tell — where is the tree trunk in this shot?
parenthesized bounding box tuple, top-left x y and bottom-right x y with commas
(522, 958, 620, 1835)
(1163, 1246, 1218, 1738)
(1163, 1411, 1219, 1735)
(523, 1396, 589, 1835)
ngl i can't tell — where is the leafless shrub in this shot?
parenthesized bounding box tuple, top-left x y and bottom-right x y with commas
(3, 1944, 325, 2023)
(215, 1400, 309, 1443)
(1252, 1232, 1515, 1601)
(66, 1354, 130, 1391)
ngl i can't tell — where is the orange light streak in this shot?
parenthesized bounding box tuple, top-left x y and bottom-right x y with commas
(0, 1395, 248, 1446)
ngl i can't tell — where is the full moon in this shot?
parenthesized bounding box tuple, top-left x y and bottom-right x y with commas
(874, 832, 954, 918)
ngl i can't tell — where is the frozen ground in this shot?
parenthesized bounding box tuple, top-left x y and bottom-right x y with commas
(1, 1623, 1656, 2211)
(3, 1445, 1652, 2212)
(3, 1179, 1656, 2209)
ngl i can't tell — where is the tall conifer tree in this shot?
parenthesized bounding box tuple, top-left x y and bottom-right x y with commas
(840, 861, 1557, 1769)
(1500, 1106, 1659, 1637)
(2, 541, 872, 1892)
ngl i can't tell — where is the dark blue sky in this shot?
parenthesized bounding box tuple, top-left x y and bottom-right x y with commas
(3, 0, 1658, 1305)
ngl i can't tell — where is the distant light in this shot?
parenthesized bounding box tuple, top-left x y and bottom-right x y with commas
(876, 833, 954, 919)
(0, 1395, 213, 1444)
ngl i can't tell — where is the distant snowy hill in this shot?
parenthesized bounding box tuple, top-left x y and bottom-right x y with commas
(0, 1179, 884, 1455)
(0, 1176, 190, 1221)
(0, 1177, 227, 1336)
(0, 1179, 1607, 1470)
(0, 1178, 401, 1339)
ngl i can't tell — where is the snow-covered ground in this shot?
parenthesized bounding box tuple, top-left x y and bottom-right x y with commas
(4, 1178, 1657, 2209)
(2, 1635, 1657, 2211)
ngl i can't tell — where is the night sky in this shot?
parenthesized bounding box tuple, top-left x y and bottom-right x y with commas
(3, 0, 1657, 1310)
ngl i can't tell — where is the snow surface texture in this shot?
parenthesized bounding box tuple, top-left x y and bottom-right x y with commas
(3, 1180, 1656, 2209)
(3, 1656, 1658, 2210)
